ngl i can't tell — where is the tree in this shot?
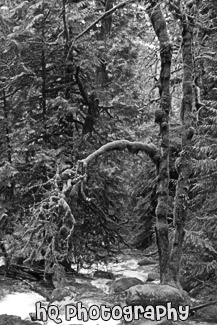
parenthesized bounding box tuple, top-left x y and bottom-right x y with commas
(0, 0, 139, 272)
(0, 0, 217, 292)
(66, 0, 207, 288)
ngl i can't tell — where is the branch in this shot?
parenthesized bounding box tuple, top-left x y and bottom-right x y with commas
(190, 300, 217, 315)
(78, 140, 160, 169)
(144, 249, 158, 257)
(168, 1, 182, 20)
(67, 0, 133, 58)
(75, 0, 132, 40)
(0, 87, 23, 100)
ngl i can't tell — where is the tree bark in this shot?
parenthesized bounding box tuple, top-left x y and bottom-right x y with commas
(169, 13, 195, 287)
(147, 1, 172, 283)
(2, 90, 12, 163)
(96, 0, 113, 87)
(41, 21, 47, 143)
(100, 0, 114, 38)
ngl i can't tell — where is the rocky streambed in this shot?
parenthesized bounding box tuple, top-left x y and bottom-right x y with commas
(0, 252, 215, 325)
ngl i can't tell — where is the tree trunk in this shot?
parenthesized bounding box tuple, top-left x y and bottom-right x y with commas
(147, 1, 172, 284)
(169, 16, 195, 287)
(2, 90, 12, 163)
(96, 0, 114, 87)
(100, 0, 114, 38)
(41, 18, 47, 143)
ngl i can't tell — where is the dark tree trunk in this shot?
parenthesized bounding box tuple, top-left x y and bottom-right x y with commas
(100, 0, 114, 38)
(2, 90, 12, 163)
(96, 0, 114, 87)
(41, 17, 47, 143)
(169, 16, 195, 287)
(147, 1, 172, 284)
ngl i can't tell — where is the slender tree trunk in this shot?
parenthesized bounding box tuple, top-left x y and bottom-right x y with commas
(147, 1, 172, 283)
(100, 0, 113, 38)
(96, 0, 114, 87)
(2, 90, 12, 163)
(2, 90, 14, 201)
(169, 16, 195, 286)
(62, 0, 69, 48)
(62, 0, 73, 99)
(41, 19, 47, 143)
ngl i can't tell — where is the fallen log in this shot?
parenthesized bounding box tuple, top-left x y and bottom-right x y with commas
(190, 300, 217, 315)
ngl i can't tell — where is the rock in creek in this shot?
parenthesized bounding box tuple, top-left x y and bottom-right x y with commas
(126, 284, 190, 309)
(147, 272, 160, 282)
(110, 276, 143, 294)
(93, 270, 115, 279)
(0, 314, 41, 325)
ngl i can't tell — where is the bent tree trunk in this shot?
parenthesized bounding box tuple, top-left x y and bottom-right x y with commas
(147, 1, 172, 283)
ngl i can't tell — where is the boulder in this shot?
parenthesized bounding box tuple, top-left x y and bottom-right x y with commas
(158, 320, 175, 325)
(138, 257, 157, 266)
(111, 277, 143, 294)
(93, 270, 115, 279)
(126, 284, 190, 309)
(50, 286, 75, 302)
(128, 317, 174, 325)
(0, 315, 41, 325)
(147, 272, 160, 282)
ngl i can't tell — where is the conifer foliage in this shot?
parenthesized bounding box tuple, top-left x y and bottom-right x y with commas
(0, 0, 217, 286)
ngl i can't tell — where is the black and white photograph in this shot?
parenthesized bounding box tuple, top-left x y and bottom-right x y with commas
(0, 0, 216, 324)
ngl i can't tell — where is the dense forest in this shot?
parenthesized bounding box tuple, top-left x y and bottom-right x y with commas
(0, 0, 217, 294)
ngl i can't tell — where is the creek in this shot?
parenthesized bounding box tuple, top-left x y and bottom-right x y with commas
(0, 254, 213, 325)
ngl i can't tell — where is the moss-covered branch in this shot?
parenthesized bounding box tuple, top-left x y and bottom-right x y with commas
(78, 140, 160, 170)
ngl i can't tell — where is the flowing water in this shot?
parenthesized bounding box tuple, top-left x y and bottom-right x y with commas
(0, 257, 214, 325)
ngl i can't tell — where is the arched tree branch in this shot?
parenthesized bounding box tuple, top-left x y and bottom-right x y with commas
(78, 140, 160, 170)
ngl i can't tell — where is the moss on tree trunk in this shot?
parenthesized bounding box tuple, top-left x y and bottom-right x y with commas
(169, 16, 195, 287)
(147, 1, 172, 283)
